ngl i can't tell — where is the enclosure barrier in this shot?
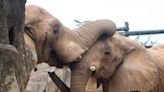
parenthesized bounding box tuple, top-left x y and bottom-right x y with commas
(117, 22, 164, 36)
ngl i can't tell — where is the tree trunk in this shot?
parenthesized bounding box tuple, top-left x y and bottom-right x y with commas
(0, 0, 36, 91)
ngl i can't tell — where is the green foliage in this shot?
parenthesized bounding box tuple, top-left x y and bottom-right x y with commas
(74, 19, 91, 27)
(134, 35, 158, 47)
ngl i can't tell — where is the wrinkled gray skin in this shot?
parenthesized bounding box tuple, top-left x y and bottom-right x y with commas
(70, 33, 164, 92)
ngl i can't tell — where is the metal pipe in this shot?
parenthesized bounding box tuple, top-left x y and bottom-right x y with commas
(117, 22, 164, 36)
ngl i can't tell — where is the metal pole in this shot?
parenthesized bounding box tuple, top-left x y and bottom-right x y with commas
(117, 22, 164, 36)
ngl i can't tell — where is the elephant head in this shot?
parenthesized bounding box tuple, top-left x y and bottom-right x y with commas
(47, 19, 117, 67)
(24, 5, 64, 65)
(70, 33, 160, 92)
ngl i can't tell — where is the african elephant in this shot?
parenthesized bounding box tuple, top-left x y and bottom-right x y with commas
(69, 32, 164, 92)
(24, 5, 65, 66)
(24, 5, 71, 92)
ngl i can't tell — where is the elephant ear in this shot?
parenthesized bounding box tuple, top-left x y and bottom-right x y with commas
(108, 47, 159, 92)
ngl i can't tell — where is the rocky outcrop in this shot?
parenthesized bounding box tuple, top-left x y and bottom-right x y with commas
(0, 0, 36, 92)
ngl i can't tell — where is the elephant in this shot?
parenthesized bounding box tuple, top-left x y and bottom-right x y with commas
(24, 5, 71, 92)
(24, 5, 64, 66)
(69, 32, 164, 92)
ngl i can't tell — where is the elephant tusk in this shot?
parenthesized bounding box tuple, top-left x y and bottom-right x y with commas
(90, 65, 96, 71)
(74, 55, 82, 61)
(77, 55, 82, 60)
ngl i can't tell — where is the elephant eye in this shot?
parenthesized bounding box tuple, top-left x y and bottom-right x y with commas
(53, 27, 59, 34)
(103, 51, 111, 60)
(104, 51, 110, 56)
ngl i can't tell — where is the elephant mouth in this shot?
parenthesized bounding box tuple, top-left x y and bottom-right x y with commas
(91, 70, 96, 77)
(92, 68, 113, 79)
(48, 50, 65, 68)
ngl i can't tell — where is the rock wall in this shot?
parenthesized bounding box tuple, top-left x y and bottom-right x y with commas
(0, 0, 35, 92)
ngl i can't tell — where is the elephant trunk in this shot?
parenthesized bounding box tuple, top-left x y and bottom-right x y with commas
(73, 19, 116, 50)
(70, 62, 91, 92)
(46, 19, 116, 65)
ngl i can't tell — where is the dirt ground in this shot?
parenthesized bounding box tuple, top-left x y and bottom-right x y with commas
(25, 63, 103, 92)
